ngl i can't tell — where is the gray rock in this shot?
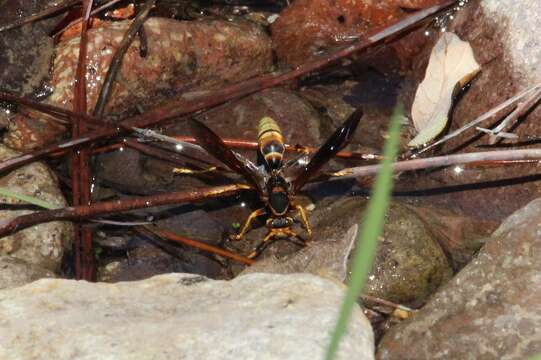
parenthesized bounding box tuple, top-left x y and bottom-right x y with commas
(0, 145, 73, 272)
(0, 273, 374, 360)
(0, 255, 55, 290)
(244, 198, 453, 308)
(377, 197, 541, 360)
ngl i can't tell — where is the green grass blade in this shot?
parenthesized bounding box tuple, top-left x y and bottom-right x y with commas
(325, 103, 403, 360)
(0, 187, 58, 209)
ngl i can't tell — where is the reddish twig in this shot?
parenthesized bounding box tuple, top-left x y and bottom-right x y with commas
(172, 136, 380, 161)
(0, 184, 251, 239)
(71, 0, 94, 280)
(136, 226, 255, 266)
(0, 1, 456, 176)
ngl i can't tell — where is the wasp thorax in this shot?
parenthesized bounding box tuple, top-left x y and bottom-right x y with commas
(258, 116, 285, 170)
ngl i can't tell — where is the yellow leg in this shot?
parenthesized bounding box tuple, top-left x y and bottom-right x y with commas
(294, 204, 312, 238)
(232, 208, 266, 241)
(247, 230, 277, 259)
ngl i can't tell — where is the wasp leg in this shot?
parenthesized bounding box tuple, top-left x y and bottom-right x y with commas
(293, 204, 312, 238)
(247, 230, 277, 259)
(232, 208, 266, 241)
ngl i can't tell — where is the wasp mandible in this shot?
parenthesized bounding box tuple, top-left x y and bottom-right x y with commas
(187, 107, 363, 258)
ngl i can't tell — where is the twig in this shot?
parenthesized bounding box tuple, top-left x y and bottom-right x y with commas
(477, 87, 541, 144)
(0, 0, 81, 33)
(0, 184, 250, 239)
(171, 135, 381, 161)
(360, 294, 415, 313)
(93, 0, 156, 116)
(0, 1, 456, 176)
(328, 149, 541, 180)
(71, 0, 94, 280)
(413, 82, 541, 155)
(136, 226, 255, 266)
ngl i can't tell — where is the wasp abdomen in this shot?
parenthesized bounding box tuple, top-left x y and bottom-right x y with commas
(258, 116, 285, 170)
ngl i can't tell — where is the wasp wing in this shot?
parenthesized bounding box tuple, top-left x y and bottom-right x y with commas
(291, 108, 363, 192)
(187, 118, 265, 194)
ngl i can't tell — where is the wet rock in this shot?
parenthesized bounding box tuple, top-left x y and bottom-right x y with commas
(345, 199, 453, 308)
(97, 239, 222, 283)
(0, 1, 58, 96)
(5, 17, 273, 151)
(0, 273, 375, 360)
(0, 144, 73, 272)
(399, 0, 541, 221)
(271, 0, 445, 67)
(242, 223, 358, 281)
(407, 204, 495, 269)
(298, 76, 404, 156)
(377, 197, 541, 360)
(0, 255, 55, 290)
(245, 197, 453, 308)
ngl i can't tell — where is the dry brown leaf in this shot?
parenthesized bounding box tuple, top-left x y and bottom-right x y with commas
(408, 32, 480, 148)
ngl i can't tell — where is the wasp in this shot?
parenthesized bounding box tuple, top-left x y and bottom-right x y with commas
(187, 108, 363, 258)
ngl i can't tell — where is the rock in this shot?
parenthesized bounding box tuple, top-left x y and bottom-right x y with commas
(0, 273, 375, 360)
(271, 0, 445, 67)
(244, 197, 453, 308)
(0, 256, 55, 290)
(5, 17, 273, 151)
(298, 76, 404, 156)
(97, 235, 222, 282)
(0, 145, 73, 272)
(0, 1, 58, 96)
(407, 204, 495, 269)
(242, 223, 358, 281)
(398, 0, 541, 222)
(377, 197, 541, 360)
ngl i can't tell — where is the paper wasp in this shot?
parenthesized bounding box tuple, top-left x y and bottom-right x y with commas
(186, 108, 363, 258)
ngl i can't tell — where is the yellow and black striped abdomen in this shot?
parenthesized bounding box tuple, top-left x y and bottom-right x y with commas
(258, 116, 285, 170)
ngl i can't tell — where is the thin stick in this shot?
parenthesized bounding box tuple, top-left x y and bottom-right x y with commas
(414, 82, 541, 155)
(93, 0, 156, 116)
(360, 294, 415, 312)
(137, 226, 255, 266)
(71, 0, 94, 280)
(328, 149, 541, 180)
(0, 184, 250, 239)
(479, 87, 541, 143)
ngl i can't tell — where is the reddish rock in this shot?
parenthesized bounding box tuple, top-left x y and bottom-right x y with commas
(271, 0, 444, 68)
(5, 17, 273, 151)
